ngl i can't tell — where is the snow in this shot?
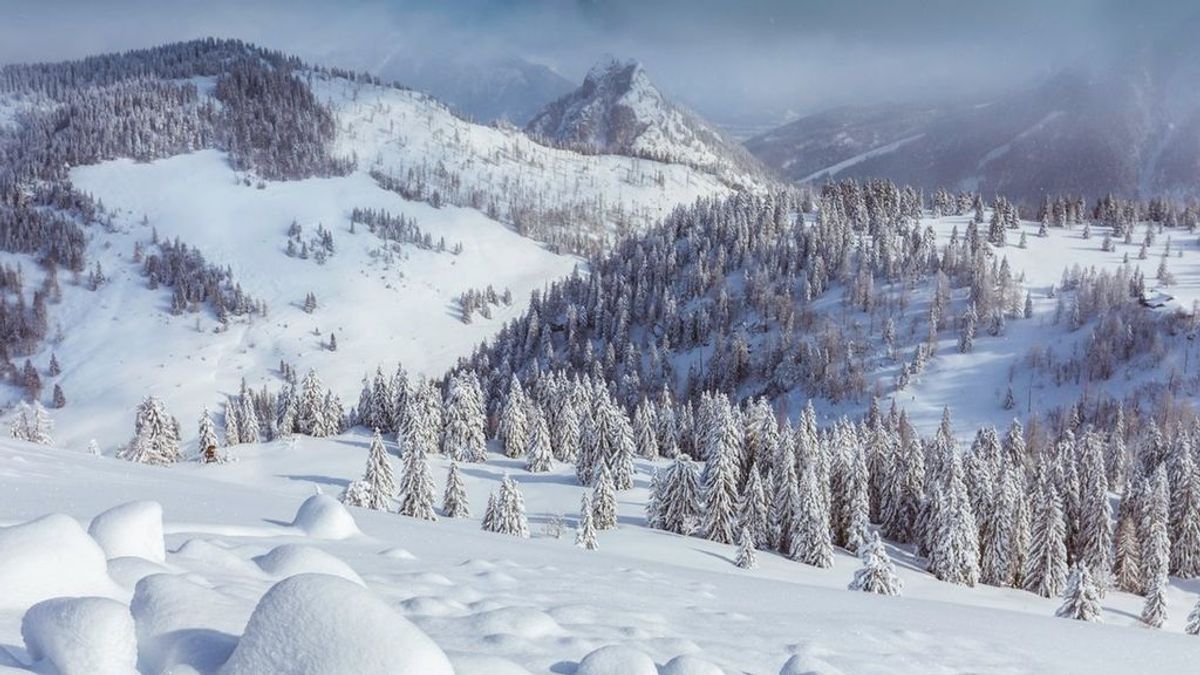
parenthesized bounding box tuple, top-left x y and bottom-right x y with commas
(253, 543, 364, 585)
(87, 500, 166, 563)
(219, 573, 454, 675)
(0, 513, 121, 610)
(800, 133, 925, 183)
(20, 596, 138, 675)
(130, 573, 248, 674)
(659, 654, 726, 675)
(574, 644, 659, 675)
(290, 493, 360, 539)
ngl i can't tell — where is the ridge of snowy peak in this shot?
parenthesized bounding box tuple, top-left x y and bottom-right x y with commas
(583, 56, 644, 90)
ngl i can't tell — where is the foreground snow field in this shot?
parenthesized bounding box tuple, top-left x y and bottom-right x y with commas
(0, 435, 1196, 674)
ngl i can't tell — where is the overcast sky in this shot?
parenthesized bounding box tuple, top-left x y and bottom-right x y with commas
(2, 1, 1196, 124)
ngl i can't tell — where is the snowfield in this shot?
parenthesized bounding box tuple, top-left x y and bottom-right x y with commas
(0, 436, 1196, 674)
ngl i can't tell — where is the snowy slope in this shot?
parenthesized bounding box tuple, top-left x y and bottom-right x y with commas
(0, 436, 1196, 674)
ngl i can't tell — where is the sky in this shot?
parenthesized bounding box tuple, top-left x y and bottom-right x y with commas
(1, 0, 1196, 126)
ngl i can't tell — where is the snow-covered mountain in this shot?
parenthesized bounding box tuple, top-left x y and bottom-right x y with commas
(526, 57, 772, 190)
(749, 22, 1200, 201)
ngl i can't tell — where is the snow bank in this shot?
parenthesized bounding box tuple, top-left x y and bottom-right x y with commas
(0, 513, 120, 609)
(779, 652, 844, 675)
(21, 596, 138, 675)
(574, 645, 658, 675)
(450, 653, 535, 675)
(107, 556, 171, 588)
(290, 494, 360, 539)
(253, 544, 364, 585)
(131, 573, 249, 674)
(220, 573, 454, 675)
(660, 654, 725, 675)
(88, 500, 166, 562)
(466, 606, 564, 639)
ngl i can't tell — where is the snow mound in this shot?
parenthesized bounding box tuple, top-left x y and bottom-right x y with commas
(378, 546, 417, 561)
(21, 596, 138, 675)
(575, 645, 658, 675)
(131, 573, 249, 674)
(253, 544, 364, 585)
(401, 595, 470, 617)
(450, 653, 535, 675)
(173, 538, 262, 576)
(220, 573, 454, 675)
(779, 652, 845, 675)
(290, 494, 360, 539)
(0, 513, 120, 609)
(467, 606, 564, 639)
(107, 556, 171, 588)
(661, 654, 725, 675)
(88, 500, 166, 562)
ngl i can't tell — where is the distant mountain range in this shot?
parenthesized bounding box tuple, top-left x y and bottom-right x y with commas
(747, 27, 1200, 202)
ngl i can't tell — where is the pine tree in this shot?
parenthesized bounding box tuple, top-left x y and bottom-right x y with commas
(1186, 597, 1200, 635)
(524, 408, 553, 473)
(442, 372, 487, 462)
(1143, 467, 1171, 596)
(654, 455, 702, 535)
(482, 475, 529, 538)
(499, 375, 529, 458)
(789, 461, 834, 568)
(51, 384, 65, 409)
(576, 492, 598, 550)
(1024, 480, 1069, 598)
(926, 452, 980, 586)
(592, 465, 618, 530)
(701, 402, 742, 544)
(633, 398, 660, 459)
(1077, 430, 1113, 585)
(737, 470, 769, 548)
(734, 525, 758, 569)
(198, 407, 220, 463)
(119, 396, 181, 465)
(981, 469, 1020, 587)
(848, 532, 902, 596)
(223, 397, 242, 446)
(1141, 571, 1169, 629)
(442, 462, 470, 518)
(359, 428, 397, 511)
(769, 427, 801, 552)
(296, 369, 330, 437)
(397, 431, 437, 521)
(1172, 452, 1200, 578)
(1056, 563, 1102, 622)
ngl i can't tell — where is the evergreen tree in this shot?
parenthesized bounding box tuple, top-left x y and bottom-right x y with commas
(1171, 451, 1200, 578)
(1056, 563, 1102, 622)
(633, 398, 660, 459)
(442, 372, 487, 462)
(654, 455, 702, 535)
(198, 407, 220, 462)
(223, 398, 242, 446)
(1141, 571, 1169, 629)
(593, 465, 618, 530)
(1024, 480, 1069, 598)
(981, 469, 1020, 587)
(734, 525, 758, 569)
(442, 461, 470, 518)
(356, 428, 396, 511)
(1143, 467, 1171, 595)
(482, 475, 528, 538)
(769, 427, 800, 552)
(1186, 596, 1200, 635)
(701, 402, 742, 544)
(789, 462, 834, 568)
(576, 492, 598, 550)
(737, 469, 769, 548)
(926, 452, 980, 586)
(848, 531, 902, 596)
(119, 396, 181, 465)
(397, 431, 437, 521)
(499, 375, 529, 458)
(524, 408, 553, 472)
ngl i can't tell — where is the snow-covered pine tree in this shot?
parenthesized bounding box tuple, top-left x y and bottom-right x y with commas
(788, 461, 834, 568)
(633, 398, 659, 459)
(926, 451, 980, 586)
(499, 375, 529, 458)
(1024, 478, 1069, 598)
(358, 428, 397, 511)
(734, 525, 758, 569)
(296, 369, 329, 437)
(701, 401, 742, 545)
(397, 431, 437, 521)
(1077, 429, 1112, 585)
(737, 469, 769, 548)
(551, 393, 581, 463)
(198, 407, 220, 462)
(239, 394, 260, 444)
(442, 371, 487, 462)
(1113, 492, 1143, 594)
(1143, 467, 1171, 596)
(1056, 563, 1102, 622)
(9, 402, 33, 442)
(525, 408, 553, 472)
(483, 474, 529, 538)
(223, 397, 242, 446)
(654, 455, 702, 535)
(1187, 596, 1200, 635)
(1141, 570, 1169, 629)
(442, 461, 470, 518)
(848, 531, 902, 596)
(769, 425, 800, 553)
(592, 464, 618, 530)
(1171, 449, 1200, 578)
(576, 492, 598, 550)
(119, 396, 181, 465)
(981, 468, 1020, 587)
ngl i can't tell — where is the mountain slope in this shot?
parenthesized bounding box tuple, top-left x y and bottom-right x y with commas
(526, 57, 772, 190)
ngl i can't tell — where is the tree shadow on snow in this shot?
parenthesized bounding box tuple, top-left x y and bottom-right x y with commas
(275, 473, 350, 490)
